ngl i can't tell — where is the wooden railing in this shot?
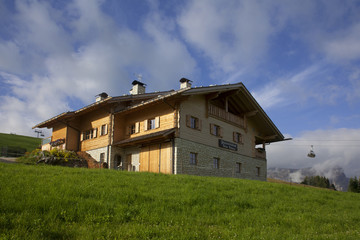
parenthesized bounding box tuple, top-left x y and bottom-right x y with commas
(255, 148, 266, 159)
(208, 104, 245, 128)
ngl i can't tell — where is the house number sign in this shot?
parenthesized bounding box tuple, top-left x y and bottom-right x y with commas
(218, 139, 238, 151)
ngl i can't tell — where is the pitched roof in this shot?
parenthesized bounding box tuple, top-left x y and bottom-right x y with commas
(32, 90, 174, 129)
(33, 82, 284, 143)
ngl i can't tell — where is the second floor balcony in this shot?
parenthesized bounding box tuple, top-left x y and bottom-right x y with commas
(208, 104, 245, 128)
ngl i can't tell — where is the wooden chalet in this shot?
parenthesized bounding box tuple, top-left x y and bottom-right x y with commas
(33, 79, 284, 180)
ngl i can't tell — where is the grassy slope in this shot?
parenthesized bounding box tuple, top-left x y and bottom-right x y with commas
(0, 133, 41, 152)
(0, 163, 360, 239)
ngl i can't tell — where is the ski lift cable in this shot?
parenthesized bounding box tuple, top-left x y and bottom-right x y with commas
(269, 144, 360, 147)
(291, 139, 360, 142)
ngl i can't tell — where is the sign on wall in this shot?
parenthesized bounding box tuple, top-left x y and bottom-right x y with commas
(218, 139, 237, 151)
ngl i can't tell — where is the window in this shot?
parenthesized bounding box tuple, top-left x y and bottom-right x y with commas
(233, 132, 243, 144)
(213, 157, 220, 169)
(236, 162, 242, 173)
(190, 152, 197, 165)
(100, 153, 105, 163)
(186, 115, 201, 130)
(256, 167, 261, 176)
(148, 118, 155, 130)
(130, 124, 136, 134)
(210, 124, 222, 137)
(128, 122, 140, 135)
(190, 117, 197, 129)
(100, 124, 108, 136)
(82, 128, 97, 141)
(144, 117, 160, 130)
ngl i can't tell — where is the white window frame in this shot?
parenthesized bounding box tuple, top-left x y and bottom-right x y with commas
(100, 124, 108, 136)
(82, 128, 97, 141)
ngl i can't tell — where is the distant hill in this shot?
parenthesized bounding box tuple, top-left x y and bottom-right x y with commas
(0, 133, 41, 156)
(268, 166, 349, 191)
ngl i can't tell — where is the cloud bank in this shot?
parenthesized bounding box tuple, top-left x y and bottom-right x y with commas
(267, 128, 360, 177)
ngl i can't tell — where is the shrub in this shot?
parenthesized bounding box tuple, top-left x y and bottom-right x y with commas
(17, 149, 86, 167)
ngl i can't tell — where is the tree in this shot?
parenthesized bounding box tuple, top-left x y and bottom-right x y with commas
(348, 177, 359, 193)
(301, 175, 336, 190)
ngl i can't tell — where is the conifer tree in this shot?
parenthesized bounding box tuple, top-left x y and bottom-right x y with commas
(348, 177, 359, 193)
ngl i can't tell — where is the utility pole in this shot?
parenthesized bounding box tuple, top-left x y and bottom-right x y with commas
(34, 129, 44, 138)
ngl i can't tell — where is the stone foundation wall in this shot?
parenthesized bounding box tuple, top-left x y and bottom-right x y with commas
(86, 146, 109, 164)
(174, 138, 267, 181)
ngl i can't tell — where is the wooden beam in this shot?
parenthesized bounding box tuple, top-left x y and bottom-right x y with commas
(225, 97, 228, 112)
(245, 110, 258, 117)
(218, 89, 240, 98)
(264, 135, 278, 140)
(206, 92, 220, 100)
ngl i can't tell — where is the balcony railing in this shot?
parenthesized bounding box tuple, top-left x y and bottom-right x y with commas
(208, 104, 245, 128)
(41, 137, 51, 145)
(255, 148, 266, 159)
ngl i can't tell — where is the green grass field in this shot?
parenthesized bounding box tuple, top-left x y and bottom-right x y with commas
(0, 133, 41, 155)
(0, 133, 41, 157)
(1, 163, 359, 239)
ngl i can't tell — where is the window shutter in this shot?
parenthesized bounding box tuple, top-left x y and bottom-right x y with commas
(210, 124, 214, 135)
(144, 120, 148, 131)
(219, 126, 223, 137)
(135, 122, 140, 133)
(80, 132, 84, 141)
(126, 126, 131, 135)
(155, 116, 160, 128)
(105, 124, 108, 135)
(233, 132, 237, 142)
(198, 119, 202, 130)
(93, 128, 97, 138)
(186, 115, 190, 127)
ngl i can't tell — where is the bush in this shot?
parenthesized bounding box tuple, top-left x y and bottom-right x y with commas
(17, 149, 87, 167)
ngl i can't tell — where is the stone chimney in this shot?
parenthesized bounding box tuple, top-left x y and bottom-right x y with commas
(180, 78, 192, 89)
(96, 92, 108, 102)
(130, 80, 146, 95)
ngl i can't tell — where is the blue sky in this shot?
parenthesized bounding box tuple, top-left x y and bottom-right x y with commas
(1, 0, 360, 177)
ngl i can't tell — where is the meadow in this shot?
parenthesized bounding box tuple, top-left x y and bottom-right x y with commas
(0, 133, 41, 154)
(1, 163, 359, 239)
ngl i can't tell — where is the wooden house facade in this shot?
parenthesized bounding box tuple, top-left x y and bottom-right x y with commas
(34, 79, 284, 181)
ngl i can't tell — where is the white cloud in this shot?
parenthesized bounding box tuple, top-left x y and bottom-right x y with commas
(323, 23, 360, 62)
(267, 128, 360, 177)
(251, 64, 322, 109)
(177, 0, 277, 75)
(0, 0, 197, 136)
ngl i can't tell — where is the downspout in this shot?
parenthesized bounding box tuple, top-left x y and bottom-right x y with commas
(172, 138, 175, 174)
(159, 143, 162, 173)
(107, 109, 114, 169)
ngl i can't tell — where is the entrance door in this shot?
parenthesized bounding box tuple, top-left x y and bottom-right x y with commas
(126, 154, 132, 171)
(115, 155, 122, 170)
(139, 142, 172, 174)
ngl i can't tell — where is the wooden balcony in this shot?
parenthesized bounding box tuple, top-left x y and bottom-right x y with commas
(208, 104, 245, 128)
(255, 148, 266, 159)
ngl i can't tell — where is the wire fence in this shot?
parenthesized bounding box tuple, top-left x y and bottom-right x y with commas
(0, 146, 27, 157)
